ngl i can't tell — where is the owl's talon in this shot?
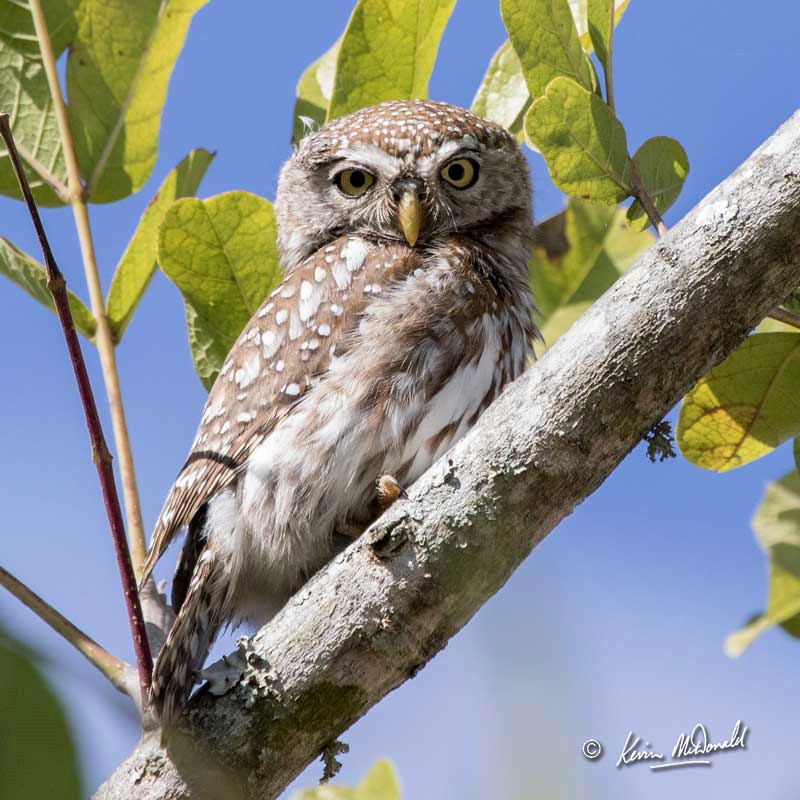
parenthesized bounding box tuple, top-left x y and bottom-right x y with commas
(376, 474, 407, 511)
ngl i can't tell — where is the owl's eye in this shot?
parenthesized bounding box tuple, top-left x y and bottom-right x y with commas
(334, 168, 375, 197)
(440, 158, 479, 189)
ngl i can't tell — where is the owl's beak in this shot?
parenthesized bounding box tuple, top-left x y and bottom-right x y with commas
(398, 190, 423, 246)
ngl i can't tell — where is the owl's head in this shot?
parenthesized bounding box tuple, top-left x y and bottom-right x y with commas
(276, 100, 533, 269)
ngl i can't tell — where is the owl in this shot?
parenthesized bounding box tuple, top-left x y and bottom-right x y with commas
(141, 100, 537, 724)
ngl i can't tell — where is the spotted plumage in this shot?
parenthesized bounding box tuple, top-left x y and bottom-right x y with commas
(144, 100, 538, 725)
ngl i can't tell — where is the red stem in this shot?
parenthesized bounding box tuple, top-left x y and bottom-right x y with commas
(0, 113, 152, 704)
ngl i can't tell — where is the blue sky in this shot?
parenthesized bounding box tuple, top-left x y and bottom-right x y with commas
(1, 1, 799, 797)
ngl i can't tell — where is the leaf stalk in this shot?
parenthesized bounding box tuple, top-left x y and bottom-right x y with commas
(28, 0, 149, 578)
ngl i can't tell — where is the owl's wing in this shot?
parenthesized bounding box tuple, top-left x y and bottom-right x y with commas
(141, 236, 417, 585)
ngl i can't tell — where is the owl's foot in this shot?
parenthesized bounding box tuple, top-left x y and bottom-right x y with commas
(376, 474, 408, 511)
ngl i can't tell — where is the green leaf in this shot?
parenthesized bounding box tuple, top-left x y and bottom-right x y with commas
(292, 38, 341, 145)
(678, 333, 800, 471)
(106, 148, 214, 341)
(0, 238, 95, 338)
(291, 759, 400, 800)
(529, 199, 652, 349)
(475, 1, 629, 139)
(66, 0, 208, 203)
(470, 40, 531, 141)
(795, 438, 800, 471)
(587, 0, 613, 79)
(524, 77, 631, 203)
(158, 191, 282, 389)
(0, 0, 78, 206)
(567, 0, 631, 49)
(501, 0, 595, 99)
(326, 0, 456, 120)
(627, 137, 689, 230)
(0, 633, 82, 800)
(725, 471, 800, 656)
(181, 301, 231, 391)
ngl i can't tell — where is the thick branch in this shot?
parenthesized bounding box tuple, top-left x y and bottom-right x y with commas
(97, 111, 800, 800)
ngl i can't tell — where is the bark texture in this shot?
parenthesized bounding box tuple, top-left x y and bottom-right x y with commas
(96, 111, 800, 799)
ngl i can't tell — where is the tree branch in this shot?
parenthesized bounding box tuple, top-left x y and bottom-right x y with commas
(0, 565, 140, 699)
(97, 110, 800, 799)
(0, 113, 153, 707)
(768, 305, 800, 330)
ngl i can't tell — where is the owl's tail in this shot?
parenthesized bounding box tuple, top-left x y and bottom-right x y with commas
(151, 541, 225, 729)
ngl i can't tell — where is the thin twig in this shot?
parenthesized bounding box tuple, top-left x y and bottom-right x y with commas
(9, 141, 71, 202)
(29, 0, 149, 578)
(0, 564, 133, 696)
(768, 306, 800, 330)
(627, 158, 668, 237)
(0, 113, 152, 706)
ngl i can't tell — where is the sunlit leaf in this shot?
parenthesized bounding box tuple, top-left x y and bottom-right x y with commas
(0, 633, 82, 800)
(327, 0, 456, 120)
(529, 199, 652, 350)
(158, 191, 282, 389)
(725, 471, 800, 656)
(587, 0, 613, 80)
(470, 40, 530, 141)
(678, 333, 800, 471)
(477, 0, 628, 139)
(0, 238, 95, 338)
(291, 758, 400, 800)
(106, 148, 214, 341)
(0, 0, 78, 206)
(501, 0, 594, 99)
(525, 77, 631, 203)
(292, 38, 341, 145)
(627, 136, 689, 230)
(66, 0, 208, 203)
(567, 0, 631, 49)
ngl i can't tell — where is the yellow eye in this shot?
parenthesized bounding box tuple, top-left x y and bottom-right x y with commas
(334, 168, 375, 196)
(440, 158, 479, 189)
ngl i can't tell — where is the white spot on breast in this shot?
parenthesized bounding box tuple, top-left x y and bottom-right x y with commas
(330, 304, 343, 316)
(275, 309, 288, 325)
(258, 302, 274, 318)
(314, 266, 326, 283)
(275, 359, 285, 373)
(283, 383, 301, 397)
(318, 323, 331, 336)
(237, 410, 256, 423)
(281, 285, 296, 299)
